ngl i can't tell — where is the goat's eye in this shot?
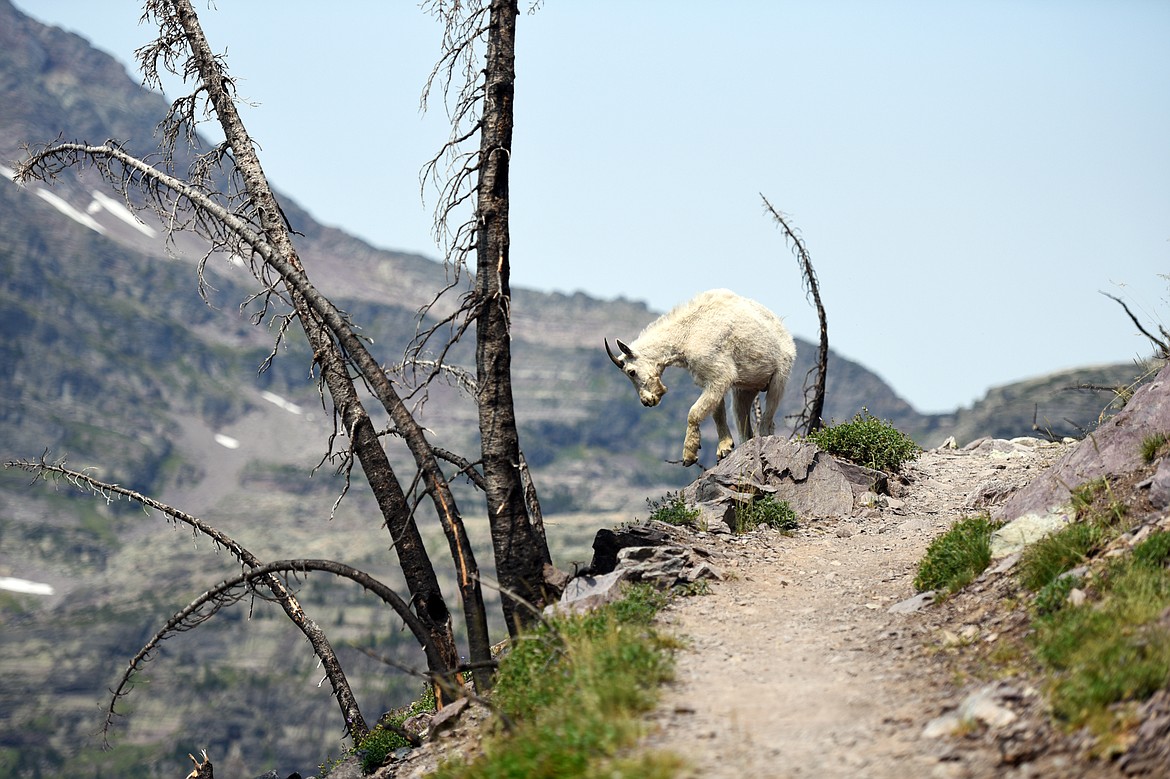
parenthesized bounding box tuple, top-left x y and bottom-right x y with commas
(626, 369, 636, 378)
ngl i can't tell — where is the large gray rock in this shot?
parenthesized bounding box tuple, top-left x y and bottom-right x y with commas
(681, 437, 884, 525)
(548, 531, 724, 617)
(989, 509, 1074, 558)
(994, 363, 1170, 524)
(548, 570, 630, 616)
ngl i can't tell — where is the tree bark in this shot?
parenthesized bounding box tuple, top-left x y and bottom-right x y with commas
(475, 0, 554, 635)
(165, 0, 491, 698)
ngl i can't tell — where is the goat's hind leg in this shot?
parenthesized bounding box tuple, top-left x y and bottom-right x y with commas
(759, 371, 787, 436)
(732, 387, 756, 443)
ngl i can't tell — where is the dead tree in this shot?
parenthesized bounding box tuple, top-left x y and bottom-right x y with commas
(420, 0, 555, 635)
(762, 195, 828, 434)
(12, 0, 505, 737)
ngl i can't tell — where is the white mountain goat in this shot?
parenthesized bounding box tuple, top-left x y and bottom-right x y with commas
(606, 289, 797, 466)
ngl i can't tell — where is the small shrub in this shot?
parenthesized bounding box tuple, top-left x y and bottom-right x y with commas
(807, 408, 921, 473)
(356, 726, 405, 774)
(914, 514, 1000, 593)
(354, 685, 436, 773)
(1140, 432, 1169, 463)
(733, 495, 799, 534)
(645, 491, 700, 527)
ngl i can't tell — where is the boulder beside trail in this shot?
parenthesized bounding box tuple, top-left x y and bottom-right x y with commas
(681, 437, 887, 531)
(546, 521, 724, 617)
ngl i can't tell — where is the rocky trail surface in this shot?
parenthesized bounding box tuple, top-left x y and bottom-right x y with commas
(639, 440, 1124, 779)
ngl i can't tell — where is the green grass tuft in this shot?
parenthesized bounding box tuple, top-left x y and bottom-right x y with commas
(1133, 530, 1170, 569)
(1018, 522, 1105, 592)
(807, 408, 921, 473)
(431, 583, 680, 778)
(1033, 574, 1083, 617)
(914, 514, 1000, 594)
(1140, 432, 1169, 463)
(1069, 476, 1128, 527)
(733, 495, 799, 534)
(645, 491, 700, 527)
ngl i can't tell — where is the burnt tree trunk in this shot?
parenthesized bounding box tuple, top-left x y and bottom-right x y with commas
(167, 0, 486, 701)
(474, 0, 554, 635)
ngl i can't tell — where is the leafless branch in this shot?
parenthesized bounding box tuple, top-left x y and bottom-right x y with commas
(101, 559, 437, 745)
(414, 0, 493, 357)
(3, 456, 369, 739)
(431, 447, 487, 491)
(16, 140, 293, 345)
(761, 194, 827, 434)
(1102, 291, 1170, 359)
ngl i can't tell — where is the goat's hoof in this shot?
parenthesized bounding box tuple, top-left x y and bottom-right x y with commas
(682, 452, 698, 467)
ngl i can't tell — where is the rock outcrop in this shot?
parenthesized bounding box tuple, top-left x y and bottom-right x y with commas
(987, 363, 1170, 554)
(996, 363, 1170, 522)
(680, 437, 888, 531)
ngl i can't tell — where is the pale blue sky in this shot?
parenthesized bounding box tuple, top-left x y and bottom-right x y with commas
(14, 1, 1170, 412)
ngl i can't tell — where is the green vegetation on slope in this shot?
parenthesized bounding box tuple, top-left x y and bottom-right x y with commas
(918, 466, 1170, 752)
(426, 584, 684, 779)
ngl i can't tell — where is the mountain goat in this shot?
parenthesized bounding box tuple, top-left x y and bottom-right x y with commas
(606, 289, 796, 466)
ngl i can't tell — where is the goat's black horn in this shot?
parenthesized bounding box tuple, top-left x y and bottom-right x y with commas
(604, 339, 623, 367)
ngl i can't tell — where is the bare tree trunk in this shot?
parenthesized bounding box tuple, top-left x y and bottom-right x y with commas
(164, 0, 489, 698)
(474, 0, 554, 635)
(762, 194, 828, 435)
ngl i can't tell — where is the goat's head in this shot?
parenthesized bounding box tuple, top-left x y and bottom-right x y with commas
(606, 338, 667, 407)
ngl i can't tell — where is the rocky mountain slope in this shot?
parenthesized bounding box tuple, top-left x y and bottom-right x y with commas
(0, 2, 1154, 776)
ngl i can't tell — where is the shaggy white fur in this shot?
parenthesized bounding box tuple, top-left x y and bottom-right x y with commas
(607, 289, 796, 466)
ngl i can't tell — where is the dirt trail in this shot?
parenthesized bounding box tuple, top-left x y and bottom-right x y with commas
(640, 442, 1075, 779)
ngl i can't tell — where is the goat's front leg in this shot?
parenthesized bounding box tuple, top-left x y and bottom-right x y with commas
(712, 397, 735, 461)
(683, 386, 730, 466)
